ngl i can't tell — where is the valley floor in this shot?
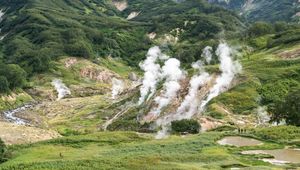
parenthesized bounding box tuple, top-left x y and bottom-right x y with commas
(0, 130, 299, 170)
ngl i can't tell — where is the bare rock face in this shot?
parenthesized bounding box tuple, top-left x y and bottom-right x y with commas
(80, 68, 118, 83)
(147, 32, 157, 40)
(128, 72, 138, 81)
(127, 12, 140, 20)
(112, 0, 128, 11)
(65, 58, 77, 68)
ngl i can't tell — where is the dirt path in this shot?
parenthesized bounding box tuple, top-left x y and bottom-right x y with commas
(0, 122, 61, 145)
(102, 106, 132, 130)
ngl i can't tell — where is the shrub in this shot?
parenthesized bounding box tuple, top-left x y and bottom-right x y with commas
(248, 22, 274, 37)
(0, 138, 9, 163)
(0, 76, 9, 93)
(271, 90, 300, 126)
(171, 119, 200, 134)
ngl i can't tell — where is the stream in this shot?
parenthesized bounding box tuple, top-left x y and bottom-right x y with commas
(2, 104, 33, 125)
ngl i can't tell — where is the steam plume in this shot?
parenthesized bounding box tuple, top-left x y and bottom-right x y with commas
(155, 42, 242, 139)
(51, 79, 71, 100)
(138, 46, 168, 105)
(111, 78, 124, 99)
(155, 61, 210, 139)
(148, 58, 185, 118)
(199, 42, 241, 111)
(202, 46, 213, 64)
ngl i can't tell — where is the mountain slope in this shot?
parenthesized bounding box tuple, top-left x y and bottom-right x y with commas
(0, 1, 300, 169)
(208, 0, 300, 22)
(0, 0, 243, 94)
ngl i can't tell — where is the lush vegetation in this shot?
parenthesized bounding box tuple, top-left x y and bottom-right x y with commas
(171, 119, 200, 134)
(210, 0, 299, 22)
(1, 130, 298, 170)
(0, 0, 243, 93)
(0, 139, 9, 164)
(271, 90, 300, 126)
(251, 126, 300, 144)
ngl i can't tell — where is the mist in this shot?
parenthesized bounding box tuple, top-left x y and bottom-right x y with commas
(199, 42, 242, 111)
(51, 79, 71, 101)
(111, 78, 124, 99)
(155, 42, 242, 139)
(148, 58, 185, 119)
(138, 46, 168, 105)
(202, 46, 213, 64)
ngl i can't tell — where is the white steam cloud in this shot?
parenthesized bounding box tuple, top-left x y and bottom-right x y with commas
(199, 42, 242, 111)
(155, 61, 210, 139)
(256, 106, 270, 125)
(138, 46, 168, 105)
(51, 79, 71, 101)
(202, 46, 213, 64)
(111, 78, 124, 99)
(155, 42, 242, 139)
(148, 58, 185, 118)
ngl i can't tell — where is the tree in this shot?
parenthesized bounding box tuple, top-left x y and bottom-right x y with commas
(3, 64, 27, 89)
(271, 90, 300, 126)
(248, 22, 274, 37)
(171, 119, 200, 134)
(274, 21, 288, 33)
(0, 138, 8, 163)
(0, 76, 9, 93)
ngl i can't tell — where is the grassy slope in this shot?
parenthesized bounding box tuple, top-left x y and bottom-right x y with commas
(1, 126, 300, 170)
(209, 42, 300, 116)
(22, 56, 139, 135)
(209, 0, 299, 22)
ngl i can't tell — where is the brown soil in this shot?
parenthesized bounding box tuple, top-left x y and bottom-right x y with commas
(0, 121, 61, 145)
(278, 48, 300, 59)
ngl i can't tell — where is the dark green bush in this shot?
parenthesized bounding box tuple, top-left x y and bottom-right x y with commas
(247, 22, 274, 37)
(171, 119, 200, 134)
(271, 90, 300, 126)
(0, 76, 9, 93)
(0, 138, 9, 163)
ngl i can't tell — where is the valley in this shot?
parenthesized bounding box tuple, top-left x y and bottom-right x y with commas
(0, 0, 299, 169)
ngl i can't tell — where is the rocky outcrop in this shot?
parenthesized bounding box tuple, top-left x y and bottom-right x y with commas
(65, 58, 77, 68)
(112, 0, 128, 11)
(80, 68, 118, 83)
(128, 72, 138, 81)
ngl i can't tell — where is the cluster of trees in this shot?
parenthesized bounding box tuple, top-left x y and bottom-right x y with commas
(247, 21, 296, 37)
(127, 0, 241, 40)
(0, 63, 27, 93)
(271, 90, 300, 126)
(0, 0, 154, 93)
(0, 0, 244, 94)
(171, 119, 200, 134)
(246, 21, 300, 48)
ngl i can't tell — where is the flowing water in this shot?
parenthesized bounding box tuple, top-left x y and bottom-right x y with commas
(3, 104, 32, 125)
(217, 136, 263, 147)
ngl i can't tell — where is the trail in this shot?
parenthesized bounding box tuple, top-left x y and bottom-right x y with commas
(102, 106, 133, 130)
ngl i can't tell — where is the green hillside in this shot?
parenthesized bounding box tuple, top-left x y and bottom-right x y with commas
(208, 0, 300, 22)
(0, 0, 242, 93)
(0, 0, 299, 169)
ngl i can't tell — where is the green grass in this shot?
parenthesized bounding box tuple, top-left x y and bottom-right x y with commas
(1, 129, 299, 170)
(211, 43, 300, 115)
(0, 92, 33, 111)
